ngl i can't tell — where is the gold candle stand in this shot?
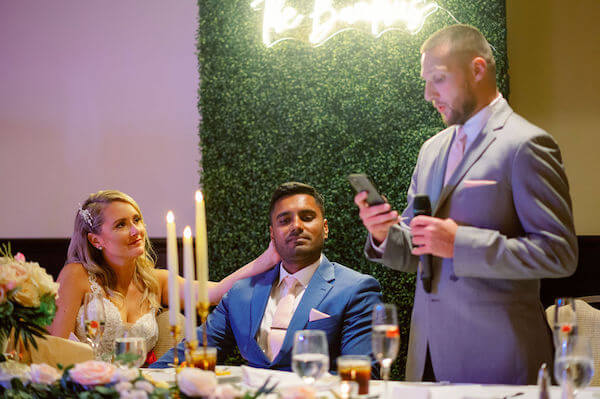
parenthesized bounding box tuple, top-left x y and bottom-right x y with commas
(197, 301, 210, 348)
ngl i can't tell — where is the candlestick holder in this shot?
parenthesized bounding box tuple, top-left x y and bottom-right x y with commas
(197, 301, 210, 349)
(184, 339, 198, 367)
(170, 324, 181, 371)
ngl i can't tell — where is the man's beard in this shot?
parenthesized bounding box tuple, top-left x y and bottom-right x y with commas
(444, 83, 477, 126)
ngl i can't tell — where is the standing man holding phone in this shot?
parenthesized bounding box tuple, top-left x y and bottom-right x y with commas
(353, 24, 577, 384)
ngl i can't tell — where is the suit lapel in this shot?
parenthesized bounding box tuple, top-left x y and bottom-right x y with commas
(271, 256, 334, 364)
(250, 266, 279, 345)
(428, 128, 453, 208)
(433, 99, 513, 215)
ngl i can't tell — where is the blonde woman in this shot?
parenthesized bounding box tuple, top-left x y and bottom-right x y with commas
(49, 190, 279, 362)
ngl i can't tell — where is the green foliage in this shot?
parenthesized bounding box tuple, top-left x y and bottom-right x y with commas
(198, 0, 507, 379)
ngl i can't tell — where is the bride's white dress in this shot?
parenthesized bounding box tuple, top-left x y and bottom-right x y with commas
(75, 274, 159, 361)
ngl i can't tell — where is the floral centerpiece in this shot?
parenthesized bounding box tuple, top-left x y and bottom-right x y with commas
(0, 360, 282, 399)
(0, 244, 59, 355)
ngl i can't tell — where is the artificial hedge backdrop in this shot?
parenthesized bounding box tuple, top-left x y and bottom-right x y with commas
(198, 0, 508, 378)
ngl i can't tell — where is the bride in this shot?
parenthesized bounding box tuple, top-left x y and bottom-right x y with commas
(49, 190, 279, 362)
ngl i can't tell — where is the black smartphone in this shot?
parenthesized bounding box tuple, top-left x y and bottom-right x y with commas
(347, 173, 386, 206)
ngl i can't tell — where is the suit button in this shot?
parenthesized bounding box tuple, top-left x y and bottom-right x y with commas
(450, 274, 459, 281)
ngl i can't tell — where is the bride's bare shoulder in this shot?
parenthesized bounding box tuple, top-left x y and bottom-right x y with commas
(57, 262, 89, 288)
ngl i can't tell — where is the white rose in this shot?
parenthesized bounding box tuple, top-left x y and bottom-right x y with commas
(121, 389, 148, 399)
(210, 384, 240, 399)
(69, 360, 116, 386)
(12, 279, 39, 307)
(178, 368, 217, 397)
(0, 262, 28, 291)
(115, 381, 133, 392)
(30, 363, 61, 384)
(112, 367, 139, 382)
(134, 380, 155, 393)
(29, 263, 59, 297)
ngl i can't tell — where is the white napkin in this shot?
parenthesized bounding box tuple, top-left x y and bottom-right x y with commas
(241, 365, 337, 390)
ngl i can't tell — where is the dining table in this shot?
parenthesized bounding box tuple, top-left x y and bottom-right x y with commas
(141, 365, 600, 399)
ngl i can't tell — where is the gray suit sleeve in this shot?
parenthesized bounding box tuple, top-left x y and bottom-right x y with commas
(453, 133, 578, 279)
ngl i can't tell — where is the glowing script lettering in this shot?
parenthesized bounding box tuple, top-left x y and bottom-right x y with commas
(251, 0, 439, 47)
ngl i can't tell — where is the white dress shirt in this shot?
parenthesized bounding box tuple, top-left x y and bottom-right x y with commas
(256, 256, 322, 355)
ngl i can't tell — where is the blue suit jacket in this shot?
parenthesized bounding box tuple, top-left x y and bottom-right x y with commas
(152, 256, 382, 372)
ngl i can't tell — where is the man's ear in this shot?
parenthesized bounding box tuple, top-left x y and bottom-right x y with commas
(471, 57, 487, 82)
(88, 233, 102, 249)
(269, 225, 274, 241)
(323, 219, 329, 240)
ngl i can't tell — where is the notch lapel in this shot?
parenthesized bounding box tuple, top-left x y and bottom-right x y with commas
(249, 266, 279, 362)
(271, 257, 334, 364)
(433, 100, 513, 215)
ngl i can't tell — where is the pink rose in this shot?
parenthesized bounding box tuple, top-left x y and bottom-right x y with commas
(178, 368, 217, 397)
(69, 360, 116, 386)
(15, 253, 26, 262)
(210, 384, 240, 399)
(280, 386, 317, 399)
(30, 363, 61, 384)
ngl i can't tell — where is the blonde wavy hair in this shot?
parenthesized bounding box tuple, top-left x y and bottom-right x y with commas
(67, 190, 160, 310)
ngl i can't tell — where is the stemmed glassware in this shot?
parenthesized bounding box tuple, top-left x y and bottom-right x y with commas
(553, 297, 578, 345)
(292, 330, 329, 385)
(82, 292, 106, 360)
(114, 335, 146, 368)
(372, 303, 400, 396)
(554, 334, 594, 397)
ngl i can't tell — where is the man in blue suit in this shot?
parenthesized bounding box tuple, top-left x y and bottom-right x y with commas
(153, 182, 382, 372)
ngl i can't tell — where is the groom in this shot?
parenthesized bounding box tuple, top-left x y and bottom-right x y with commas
(152, 182, 382, 371)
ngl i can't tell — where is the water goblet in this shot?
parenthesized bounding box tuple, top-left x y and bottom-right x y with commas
(292, 329, 329, 386)
(372, 303, 400, 396)
(553, 297, 578, 346)
(114, 335, 146, 368)
(82, 292, 106, 360)
(554, 334, 594, 397)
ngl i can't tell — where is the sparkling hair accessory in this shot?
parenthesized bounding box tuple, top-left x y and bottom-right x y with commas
(78, 204, 93, 229)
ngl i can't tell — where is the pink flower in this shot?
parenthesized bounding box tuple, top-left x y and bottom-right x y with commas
(210, 384, 240, 399)
(178, 368, 217, 397)
(15, 253, 25, 262)
(69, 360, 116, 386)
(30, 363, 61, 384)
(280, 386, 317, 399)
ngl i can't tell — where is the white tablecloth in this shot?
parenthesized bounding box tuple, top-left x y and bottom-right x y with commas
(142, 366, 600, 399)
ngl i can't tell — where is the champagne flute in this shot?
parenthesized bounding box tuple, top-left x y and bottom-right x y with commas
(114, 335, 146, 368)
(372, 303, 400, 396)
(292, 330, 329, 385)
(554, 334, 594, 397)
(553, 297, 578, 346)
(82, 292, 106, 360)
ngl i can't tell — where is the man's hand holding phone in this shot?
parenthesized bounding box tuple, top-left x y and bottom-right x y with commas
(354, 191, 399, 244)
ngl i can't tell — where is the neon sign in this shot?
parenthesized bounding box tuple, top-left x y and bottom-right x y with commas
(251, 0, 439, 47)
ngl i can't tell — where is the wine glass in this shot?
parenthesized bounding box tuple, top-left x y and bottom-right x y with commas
(82, 292, 106, 360)
(553, 297, 578, 346)
(114, 335, 146, 368)
(554, 334, 594, 397)
(372, 303, 400, 395)
(292, 330, 329, 385)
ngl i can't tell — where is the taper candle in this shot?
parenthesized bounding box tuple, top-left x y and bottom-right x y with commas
(166, 211, 180, 326)
(182, 226, 197, 342)
(195, 190, 209, 305)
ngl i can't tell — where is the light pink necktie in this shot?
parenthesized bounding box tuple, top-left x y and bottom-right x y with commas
(444, 126, 467, 185)
(268, 276, 299, 361)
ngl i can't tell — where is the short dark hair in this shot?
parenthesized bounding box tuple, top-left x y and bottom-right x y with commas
(421, 24, 496, 76)
(269, 182, 325, 223)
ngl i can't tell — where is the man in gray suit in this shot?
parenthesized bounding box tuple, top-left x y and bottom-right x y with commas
(354, 24, 578, 384)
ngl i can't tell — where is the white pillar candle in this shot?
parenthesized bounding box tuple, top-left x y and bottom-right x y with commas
(195, 190, 209, 305)
(166, 211, 180, 326)
(182, 226, 197, 342)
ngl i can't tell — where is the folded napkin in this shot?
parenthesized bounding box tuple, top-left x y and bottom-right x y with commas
(29, 335, 94, 367)
(241, 365, 336, 390)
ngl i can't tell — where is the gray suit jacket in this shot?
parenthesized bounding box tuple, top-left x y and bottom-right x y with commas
(365, 98, 578, 384)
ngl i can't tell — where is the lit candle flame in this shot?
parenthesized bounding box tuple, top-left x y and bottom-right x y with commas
(195, 190, 203, 202)
(183, 226, 192, 238)
(166, 211, 174, 223)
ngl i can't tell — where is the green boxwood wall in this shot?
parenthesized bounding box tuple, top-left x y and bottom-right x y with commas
(198, 0, 508, 378)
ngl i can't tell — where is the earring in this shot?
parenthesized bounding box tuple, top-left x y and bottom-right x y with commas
(97, 246, 103, 250)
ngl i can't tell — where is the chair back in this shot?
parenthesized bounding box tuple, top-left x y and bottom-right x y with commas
(546, 299, 600, 386)
(153, 310, 185, 360)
